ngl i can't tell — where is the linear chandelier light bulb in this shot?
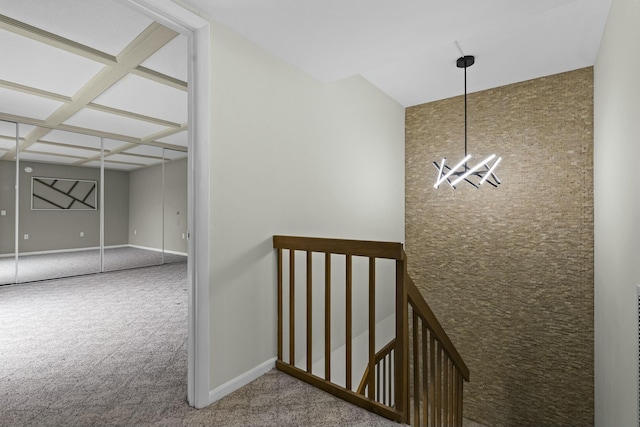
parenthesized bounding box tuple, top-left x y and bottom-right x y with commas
(479, 156, 502, 185)
(433, 51, 502, 189)
(434, 155, 471, 188)
(450, 154, 495, 187)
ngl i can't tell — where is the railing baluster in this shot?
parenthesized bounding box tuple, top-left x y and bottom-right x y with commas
(422, 322, 428, 427)
(376, 361, 380, 402)
(458, 371, 464, 427)
(306, 251, 312, 373)
(412, 308, 420, 426)
(436, 343, 442, 427)
(289, 250, 295, 365)
(430, 332, 436, 427)
(381, 356, 385, 404)
(368, 257, 376, 400)
(443, 353, 449, 427)
(450, 361, 455, 427)
(346, 254, 352, 390)
(277, 248, 283, 360)
(325, 253, 331, 382)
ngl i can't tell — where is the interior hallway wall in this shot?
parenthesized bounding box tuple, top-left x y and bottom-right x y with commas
(594, 0, 640, 425)
(405, 68, 594, 426)
(208, 21, 405, 390)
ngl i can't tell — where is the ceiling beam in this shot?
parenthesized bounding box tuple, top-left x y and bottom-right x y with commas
(85, 103, 182, 128)
(0, 13, 114, 64)
(0, 79, 71, 103)
(133, 66, 187, 91)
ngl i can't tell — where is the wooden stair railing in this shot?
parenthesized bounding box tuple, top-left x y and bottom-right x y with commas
(273, 235, 469, 426)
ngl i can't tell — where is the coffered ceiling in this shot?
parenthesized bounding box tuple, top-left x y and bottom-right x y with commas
(0, 0, 188, 171)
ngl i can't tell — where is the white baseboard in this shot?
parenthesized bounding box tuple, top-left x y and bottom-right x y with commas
(0, 244, 185, 258)
(208, 358, 276, 405)
(129, 244, 188, 257)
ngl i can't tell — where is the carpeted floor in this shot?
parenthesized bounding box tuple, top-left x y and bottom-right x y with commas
(0, 262, 402, 427)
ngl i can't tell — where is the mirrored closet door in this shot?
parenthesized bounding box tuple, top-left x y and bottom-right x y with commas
(0, 120, 17, 285)
(17, 130, 102, 283)
(0, 121, 188, 286)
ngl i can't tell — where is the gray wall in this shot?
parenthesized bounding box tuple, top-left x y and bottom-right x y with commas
(17, 161, 129, 253)
(594, 0, 640, 425)
(128, 158, 187, 254)
(0, 160, 129, 254)
(2, 157, 186, 256)
(0, 160, 16, 255)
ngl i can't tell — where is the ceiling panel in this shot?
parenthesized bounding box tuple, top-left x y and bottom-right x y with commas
(0, 87, 64, 120)
(124, 144, 165, 157)
(0, 29, 105, 97)
(44, 130, 103, 150)
(141, 34, 189, 82)
(93, 74, 188, 124)
(16, 124, 37, 138)
(163, 150, 188, 161)
(0, 0, 153, 56)
(106, 153, 163, 166)
(0, 138, 15, 151)
(0, 120, 17, 137)
(64, 109, 169, 139)
(157, 131, 188, 147)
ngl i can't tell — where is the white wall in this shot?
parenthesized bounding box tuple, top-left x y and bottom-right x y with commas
(208, 21, 405, 389)
(594, 0, 640, 425)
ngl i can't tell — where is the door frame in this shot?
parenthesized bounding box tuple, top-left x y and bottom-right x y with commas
(123, 0, 212, 408)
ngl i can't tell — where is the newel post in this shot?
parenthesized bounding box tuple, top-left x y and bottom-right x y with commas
(394, 249, 409, 423)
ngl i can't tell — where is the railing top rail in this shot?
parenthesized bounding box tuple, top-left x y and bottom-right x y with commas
(406, 274, 470, 381)
(273, 235, 405, 260)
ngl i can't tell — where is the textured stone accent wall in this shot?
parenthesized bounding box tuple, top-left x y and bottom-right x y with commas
(405, 68, 593, 427)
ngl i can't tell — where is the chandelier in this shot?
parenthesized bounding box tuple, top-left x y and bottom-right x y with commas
(433, 55, 502, 189)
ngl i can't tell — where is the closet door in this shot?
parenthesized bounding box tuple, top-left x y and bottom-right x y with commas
(17, 130, 102, 283)
(104, 142, 163, 271)
(0, 121, 17, 285)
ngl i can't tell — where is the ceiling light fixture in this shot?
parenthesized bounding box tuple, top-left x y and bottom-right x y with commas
(433, 54, 501, 189)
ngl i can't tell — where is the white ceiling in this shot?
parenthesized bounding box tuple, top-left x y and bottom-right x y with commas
(183, 0, 612, 106)
(0, 0, 612, 170)
(0, 0, 188, 171)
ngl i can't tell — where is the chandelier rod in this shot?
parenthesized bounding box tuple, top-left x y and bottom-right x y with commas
(464, 59, 468, 162)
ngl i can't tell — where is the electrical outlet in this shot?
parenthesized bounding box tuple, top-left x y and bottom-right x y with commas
(134, 230, 137, 235)
(23, 234, 29, 240)
(80, 231, 84, 237)
(182, 233, 185, 239)
(0, 210, 6, 216)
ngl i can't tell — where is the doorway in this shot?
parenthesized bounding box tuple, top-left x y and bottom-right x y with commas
(0, 0, 210, 408)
